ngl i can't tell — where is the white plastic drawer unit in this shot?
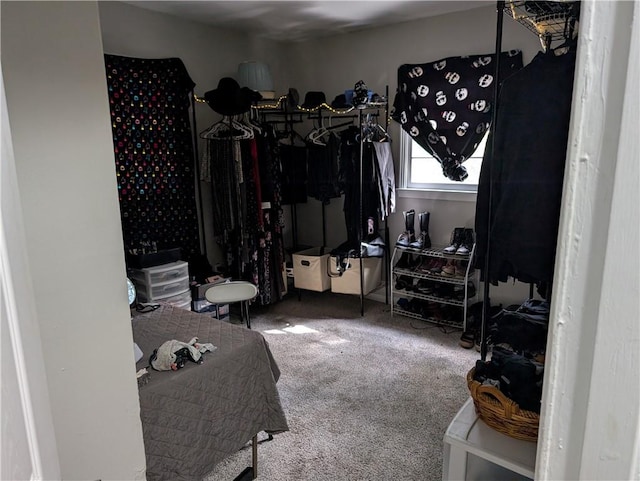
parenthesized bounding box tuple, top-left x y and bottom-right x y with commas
(158, 288, 192, 305)
(134, 276, 190, 302)
(129, 260, 189, 287)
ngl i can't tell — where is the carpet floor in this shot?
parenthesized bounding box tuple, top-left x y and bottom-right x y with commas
(203, 290, 479, 481)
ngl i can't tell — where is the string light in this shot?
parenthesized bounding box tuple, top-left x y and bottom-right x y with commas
(193, 93, 386, 115)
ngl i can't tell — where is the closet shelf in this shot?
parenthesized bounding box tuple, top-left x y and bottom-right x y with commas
(504, 1, 580, 46)
(395, 289, 466, 307)
(393, 267, 471, 286)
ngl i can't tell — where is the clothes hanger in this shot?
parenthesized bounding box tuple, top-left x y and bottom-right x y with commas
(243, 110, 262, 134)
(200, 116, 254, 140)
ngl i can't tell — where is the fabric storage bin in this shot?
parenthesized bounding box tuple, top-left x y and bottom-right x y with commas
(330, 256, 382, 295)
(293, 247, 331, 292)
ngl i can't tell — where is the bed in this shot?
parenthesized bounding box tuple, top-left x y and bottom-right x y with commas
(132, 304, 289, 481)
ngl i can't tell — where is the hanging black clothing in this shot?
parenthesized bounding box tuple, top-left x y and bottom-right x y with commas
(105, 54, 200, 258)
(306, 134, 341, 205)
(279, 144, 308, 205)
(392, 51, 523, 181)
(475, 50, 577, 284)
(338, 127, 380, 246)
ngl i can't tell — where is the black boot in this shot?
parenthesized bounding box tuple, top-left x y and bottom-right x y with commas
(455, 228, 475, 256)
(443, 227, 465, 254)
(396, 209, 415, 247)
(409, 212, 432, 249)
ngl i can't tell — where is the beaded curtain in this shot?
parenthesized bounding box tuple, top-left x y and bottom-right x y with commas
(105, 54, 200, 258)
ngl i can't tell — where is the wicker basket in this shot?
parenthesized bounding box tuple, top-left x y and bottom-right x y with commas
(466, 367, 539, 442)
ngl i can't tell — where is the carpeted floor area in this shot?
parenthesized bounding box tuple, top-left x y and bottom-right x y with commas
(203, 290, 479, 481)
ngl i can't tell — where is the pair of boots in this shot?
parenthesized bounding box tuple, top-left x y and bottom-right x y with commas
(396, 209, 431, 250)
(443, 227, 475, 256)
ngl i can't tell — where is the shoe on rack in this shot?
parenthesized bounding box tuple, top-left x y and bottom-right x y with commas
(409, 212, 432, 250)
(394, 275, 412, 290)
(394, 252, 414, 269)
(453, 281, 476, 301)
(430, 258, 447, 274)
(396, 209, 416, 247)
(441, 260, 456, 276)
(414, 279, 434, 295)
(455, 260, 475, 277)
(443, 227, 465, 254)
(455, 228, 475, 256)
(396, 297, 410, 311)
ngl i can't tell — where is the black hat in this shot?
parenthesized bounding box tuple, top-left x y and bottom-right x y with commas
(241, 87, 263, 103)
(204, 77, 252, 116)
(331, 94, 351, 109)
(301, 91, 326, 109)
(286, 88, 300, 112)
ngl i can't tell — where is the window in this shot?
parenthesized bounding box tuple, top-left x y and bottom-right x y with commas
(401, 131, 488, 192)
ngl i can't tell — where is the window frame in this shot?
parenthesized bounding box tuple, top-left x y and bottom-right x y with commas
(400, 130, 486, 193)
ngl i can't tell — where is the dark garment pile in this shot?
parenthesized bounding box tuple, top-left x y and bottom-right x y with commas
(474, 346, 544, 413)
(487, 298, 549, 354)
(474, 298, 550, 413)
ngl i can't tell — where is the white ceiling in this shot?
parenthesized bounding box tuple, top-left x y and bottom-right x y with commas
(123, 1, 493, 42)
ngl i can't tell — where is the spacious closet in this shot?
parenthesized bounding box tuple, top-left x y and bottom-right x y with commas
(2, 1, 636, 480)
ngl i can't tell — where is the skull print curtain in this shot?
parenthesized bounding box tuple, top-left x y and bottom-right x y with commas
(391, 51, 523, 181)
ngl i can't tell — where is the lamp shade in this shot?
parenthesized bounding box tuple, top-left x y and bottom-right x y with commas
(237, 61, 275, 99)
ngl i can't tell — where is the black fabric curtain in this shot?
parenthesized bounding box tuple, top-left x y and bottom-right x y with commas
(392, 51, 523, 181)
(105, 54, 201, 259)
(474, 50, 577, 286)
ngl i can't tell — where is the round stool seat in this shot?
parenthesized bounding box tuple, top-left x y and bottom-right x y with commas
(204, 281, 258, 328)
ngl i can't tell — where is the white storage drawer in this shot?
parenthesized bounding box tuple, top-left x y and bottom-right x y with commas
(129, 261, 189, 287)
(134, 276, 190, 302)
(157, 288, 191, 305)
(174, 299, 192, 311)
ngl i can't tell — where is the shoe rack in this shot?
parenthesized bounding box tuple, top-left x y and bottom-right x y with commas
(390, 243, 478, 329)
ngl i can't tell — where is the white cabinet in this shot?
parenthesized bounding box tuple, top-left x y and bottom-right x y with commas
(390, 245, 477, 329)
(443, 398, 536, 481)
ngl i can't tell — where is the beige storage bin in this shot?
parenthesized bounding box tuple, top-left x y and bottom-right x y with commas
(293, 247, 331, 292)
(330, 256, 382, 295)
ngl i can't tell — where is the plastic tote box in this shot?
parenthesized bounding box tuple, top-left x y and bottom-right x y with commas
(330, 256, 382, 295)
(293, 247, 331, 292)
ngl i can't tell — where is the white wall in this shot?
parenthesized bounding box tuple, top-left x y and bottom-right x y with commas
(98, 1, 291, 266)
(538, 1, 640, 479)
(1, 2, 146, 480)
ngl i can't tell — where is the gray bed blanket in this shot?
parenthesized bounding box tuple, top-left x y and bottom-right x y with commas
(132, 305, 289, 481)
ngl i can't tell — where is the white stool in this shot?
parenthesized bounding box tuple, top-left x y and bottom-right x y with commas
(443, 398, 536, 480)
(204, 281, 258, 329)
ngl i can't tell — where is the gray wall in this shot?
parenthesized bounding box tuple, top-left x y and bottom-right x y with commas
(1, 2, 146, 479)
